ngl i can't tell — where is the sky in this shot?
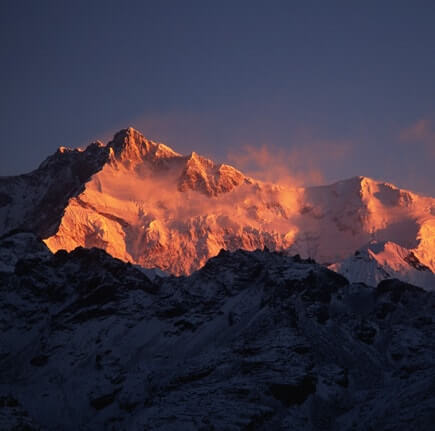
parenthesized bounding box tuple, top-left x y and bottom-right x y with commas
(0, 0, 434, 194)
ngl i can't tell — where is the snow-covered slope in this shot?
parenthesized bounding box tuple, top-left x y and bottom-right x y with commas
(0, 141, 108, 237)
(0, 127, 434, 283)
(0, 231, 51, 273)
(0, 234, 434, 430)
(330, 241, 435, 290)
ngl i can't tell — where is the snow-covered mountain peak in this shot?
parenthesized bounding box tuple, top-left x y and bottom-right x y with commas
(330, 240, 434, 290)
(1, 127, 434, 283)
(316, 175, 417, 208)
(179, 151, 247, 196)
(359, 176, 417, 209)
(107, 127, 181, 165)
(37, 137, 109, 172)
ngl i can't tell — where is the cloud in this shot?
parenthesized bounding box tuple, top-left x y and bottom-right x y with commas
(227, 136, 353, 187)
(96, 109, 356, 188)
(400, 115, 435, 158)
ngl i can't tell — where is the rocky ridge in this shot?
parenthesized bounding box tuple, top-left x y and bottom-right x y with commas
(0, 232, 434, 430)
(0, 127, 434, 287)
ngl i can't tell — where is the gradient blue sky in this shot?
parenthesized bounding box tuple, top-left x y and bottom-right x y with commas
(1, 1, 434, 194)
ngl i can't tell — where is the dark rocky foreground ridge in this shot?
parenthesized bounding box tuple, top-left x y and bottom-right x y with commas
(0, 233, 434, 430)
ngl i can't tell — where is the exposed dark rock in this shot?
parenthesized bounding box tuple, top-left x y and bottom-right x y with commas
(269, 375, 317, 406)
(90, 390, 119, 410)
(30, 354, 49, 367)
(376, 278, 424, 303)
(354, 320, 377, 344)
(156, 303, 186, 318)
(0, 192, 12, 207)
(0, 395, 19, 407)
(404, 252, 431, 272)
(375, 301, 396, 319)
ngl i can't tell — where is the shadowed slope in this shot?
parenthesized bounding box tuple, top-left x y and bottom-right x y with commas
(0, 234, 434, 430)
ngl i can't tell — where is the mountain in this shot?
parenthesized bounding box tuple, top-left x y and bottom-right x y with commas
(330, 241, 435, 290)
(0, 127, 434, 287)
(0, 140, 108, 238)
(1, 233, 434, 430)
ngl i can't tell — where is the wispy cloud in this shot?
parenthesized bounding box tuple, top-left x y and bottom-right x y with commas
(400, 115, 435, 158)
(227, 136, 353, 187)
(97, 110, 356, 188)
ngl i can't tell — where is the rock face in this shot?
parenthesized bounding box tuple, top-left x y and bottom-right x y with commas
(0, 233, 434, 430)
(0, 141, 109, 238)
(0, 127, 434, 286)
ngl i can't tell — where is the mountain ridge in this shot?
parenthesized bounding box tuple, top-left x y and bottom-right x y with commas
(1, 231, 434, 430)
(0, 127, 434, 286)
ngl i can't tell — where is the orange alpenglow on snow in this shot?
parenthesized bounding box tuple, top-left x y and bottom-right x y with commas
(39, 128, 435, 281)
